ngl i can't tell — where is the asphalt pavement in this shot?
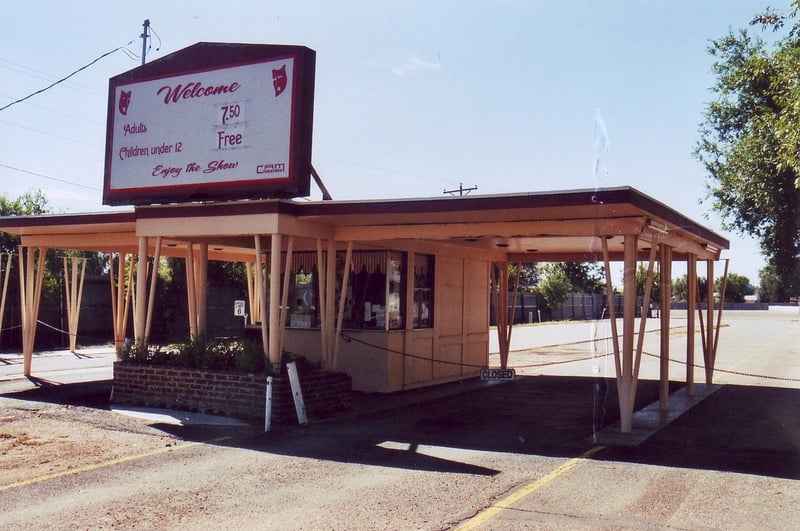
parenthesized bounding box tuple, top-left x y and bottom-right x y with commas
(1, 308, 798, 529)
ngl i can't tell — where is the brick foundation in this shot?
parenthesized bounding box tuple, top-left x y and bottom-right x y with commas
(112, 362, 352, 424)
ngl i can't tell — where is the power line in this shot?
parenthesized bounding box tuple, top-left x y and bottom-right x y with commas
(0, 163, 101, 191)
(0, 43, 132, 113)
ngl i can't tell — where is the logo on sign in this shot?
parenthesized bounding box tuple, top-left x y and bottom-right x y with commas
(272, 65, 287, 97)
(118, 90, 132, 115)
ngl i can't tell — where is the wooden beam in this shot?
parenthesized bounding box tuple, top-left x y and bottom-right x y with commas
(335, 217, 649, 242)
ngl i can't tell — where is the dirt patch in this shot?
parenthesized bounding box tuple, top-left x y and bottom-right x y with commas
(0, 398, 178, 487)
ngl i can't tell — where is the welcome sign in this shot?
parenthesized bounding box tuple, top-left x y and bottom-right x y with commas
(103, 43, 315, 205)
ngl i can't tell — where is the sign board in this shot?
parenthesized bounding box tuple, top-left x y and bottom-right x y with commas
(233, 300, 246, 317)
(103, 42, 315, 205)
(480, 368, 516, 381)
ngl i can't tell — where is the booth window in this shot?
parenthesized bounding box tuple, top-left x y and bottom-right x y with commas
(413, 254, 434, 328)
(340, 250, 406, 330)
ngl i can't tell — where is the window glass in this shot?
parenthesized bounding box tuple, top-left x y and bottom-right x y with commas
(387, 252, 405, 330)
(413, 254, 434, 328)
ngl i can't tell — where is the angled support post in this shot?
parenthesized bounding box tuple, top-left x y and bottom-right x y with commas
(18, 246, 47, 376)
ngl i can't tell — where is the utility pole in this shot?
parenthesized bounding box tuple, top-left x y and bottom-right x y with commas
(443, 182, 478, 196)
(141, 19, 150, 65)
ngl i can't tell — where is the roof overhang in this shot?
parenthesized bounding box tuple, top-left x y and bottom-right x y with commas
(0, 187, 729, 263)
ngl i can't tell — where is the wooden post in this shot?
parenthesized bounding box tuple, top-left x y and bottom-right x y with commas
(254, 236, 269, 363)
(325, 239, 336, 367)
(185, 242, 198, 340)
(333, 242, 353, 369)
(144, 237, 162, 345)
(619, 235, 638, 433)
(63, 256, 87, 353)
(109, 252, 132, 358)
(712, 259, 729, 374)
(196, 242, 208, 338)
(134, 237, 148, 348)
(600, 237, 622, 383)
(279, 236, 294, 356)
(658, 245, 672, 410)
(0, 254, 11, 346)
(316, 238, 328, 364)
(705, 259, 715, 384)
(686, 254, 697, 395)
(633, 244, 657, 408)
(19, 246, 46, 376)
(269, 234, 283, 370)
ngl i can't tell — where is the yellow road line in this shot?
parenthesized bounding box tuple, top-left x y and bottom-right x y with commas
(456, 445, 605, 530)
(0, 436, 231, 493)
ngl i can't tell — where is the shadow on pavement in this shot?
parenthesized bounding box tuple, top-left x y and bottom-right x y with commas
(598, 385, 800, 480)
(1, 379, 113, 409)
(154, 376, 672, 475)
(3, 374, 797, 480)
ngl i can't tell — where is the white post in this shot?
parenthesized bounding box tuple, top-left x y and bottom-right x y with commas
(264, 376, 274, 432)
(286, 361, 308, 425)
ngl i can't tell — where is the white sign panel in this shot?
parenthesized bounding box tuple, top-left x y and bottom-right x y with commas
(109, 58, 294, 195)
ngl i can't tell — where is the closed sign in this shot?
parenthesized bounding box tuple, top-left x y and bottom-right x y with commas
(480, 368, 516, 381)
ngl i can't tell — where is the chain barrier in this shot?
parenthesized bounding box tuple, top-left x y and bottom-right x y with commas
(341, 332, 798, 383)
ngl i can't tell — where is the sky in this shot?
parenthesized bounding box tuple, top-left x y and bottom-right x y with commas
(0, 0, 789, 284)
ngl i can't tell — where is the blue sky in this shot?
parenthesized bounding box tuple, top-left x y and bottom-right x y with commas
(0, 0, 787, 283)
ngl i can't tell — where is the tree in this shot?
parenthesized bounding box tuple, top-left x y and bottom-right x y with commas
(634, 263, 661, 303)
(0, 189, 51, 253)
(672, 275, 709, 303)
(716, 272, 754, 303)
(561, 262, 605, 293)
(695, 4, 800, 301)
(758, 263, 782, 302)
(537, 263, 572, 310)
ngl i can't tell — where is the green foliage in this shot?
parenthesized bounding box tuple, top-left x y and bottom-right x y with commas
(716, 272, 754, 303)
(508, 263, 538, 290)
(537, 263, 572, 309)
(634, 263, 661, 302)
(672, 275, 708, 303)
(0, 189, 51, 254)
(757, 263, 789, 302)
(562, 262, 605, 293)
(695, 8, 800, 300)
(122, 337, 267, 374)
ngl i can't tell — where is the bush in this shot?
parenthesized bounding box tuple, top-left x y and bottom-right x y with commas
(122, 337, 267, 374)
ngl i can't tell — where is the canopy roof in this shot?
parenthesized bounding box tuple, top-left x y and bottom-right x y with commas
(0, 186, 728, 263)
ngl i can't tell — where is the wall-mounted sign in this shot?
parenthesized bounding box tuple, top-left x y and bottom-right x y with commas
(103, 42, 315, 205)
(480, 368, 516, 381)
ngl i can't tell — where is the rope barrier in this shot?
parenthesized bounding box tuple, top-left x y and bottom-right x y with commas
(341, 332, 799, 383)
